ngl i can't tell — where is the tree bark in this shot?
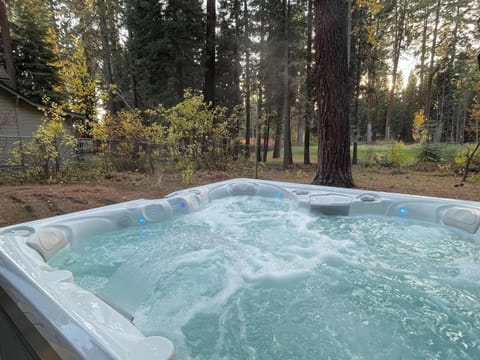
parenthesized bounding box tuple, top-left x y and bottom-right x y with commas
(128, 48, 138, 109)
(352, 43, 362, 165)
(262, 109, 270, 162)
(256, 85, 263, 162)
(244, 0, 251, 158)
(312, 0, 353, 187)
(98, 0, 116, 115)
(351, 5, 364, 165)
(445, 4, 460, 143)
(417, 7, 428, 111)
(233, 0, 241, 157)
(384, 0, 406, 141)
(257, 1, 265, 162)
(175, 58, 185, 102)
(282, 0, 292, 169)
(365, 18, 380, 145)
(304, 0, 313, 165)
(0, 0, 15, 89)
(107, 1, 123, 110)
(273, 110, 281, 159)
(204, 0, 215, 106)
(462, 142, 480, 183)
(424, 0, 441, 122)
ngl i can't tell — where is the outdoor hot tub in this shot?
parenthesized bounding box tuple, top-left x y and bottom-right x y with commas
(1, 178, 480, 359)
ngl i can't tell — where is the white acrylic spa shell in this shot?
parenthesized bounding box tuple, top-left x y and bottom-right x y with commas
(1, 179, 480, 359)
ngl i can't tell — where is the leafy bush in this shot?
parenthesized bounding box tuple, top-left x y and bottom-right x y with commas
(11, 100, 75, 179)
(440, 144, 461, 163)
(151, 91, 233, 182)
(91, 92, 234, 182)
(92, 110, 163, 172)
(58, 159, 106, 181)
(390, 141, 408, 167)
(361, 146, 394, 167)
(416, 142, 443, 163)
(453, 144, 480, 175)
(362, 146, 382, 166)
(412, 110, 428, 143)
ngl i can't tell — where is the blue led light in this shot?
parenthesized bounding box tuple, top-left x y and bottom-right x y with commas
(399, 207, 407, 215)
(172, 202, 186, 209)
(138, 216, 146, 224)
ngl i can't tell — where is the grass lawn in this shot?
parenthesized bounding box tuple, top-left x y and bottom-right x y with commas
(286, 143, 466, 165)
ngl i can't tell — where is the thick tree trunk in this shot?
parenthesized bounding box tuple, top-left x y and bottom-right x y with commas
(204, 0, 215, 106)
(0, 0, 15, 89)
(312, 0, 353, 187)
(304, 0, 313, 165)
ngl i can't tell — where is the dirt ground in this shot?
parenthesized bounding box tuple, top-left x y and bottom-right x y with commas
(0, 165, 479, 228)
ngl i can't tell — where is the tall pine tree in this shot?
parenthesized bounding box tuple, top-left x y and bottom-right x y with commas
(10, 0, 62, 102)
(313, 0, 353, 187)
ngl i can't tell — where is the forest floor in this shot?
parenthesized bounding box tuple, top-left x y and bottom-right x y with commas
(0, 164, 479, 228)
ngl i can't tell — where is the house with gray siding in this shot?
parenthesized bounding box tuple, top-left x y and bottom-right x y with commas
(0, 81, 80, 167)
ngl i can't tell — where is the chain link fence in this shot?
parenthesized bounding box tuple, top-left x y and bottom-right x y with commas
(0, 136, 247, 174)
(0, 136, 29, 168)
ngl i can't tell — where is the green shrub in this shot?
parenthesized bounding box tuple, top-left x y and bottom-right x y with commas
(440, 144, 462, 163)
(362, 146, 382, 166)
(453, 144, 480, 173)
(390, 141, 408, 167)
(11, 100, 75, 179)
(92, 110, 161, 172)
(155, 91, 233, 182)
(417, 142, 443, 163)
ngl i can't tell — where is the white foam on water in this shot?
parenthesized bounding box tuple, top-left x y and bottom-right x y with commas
(49, 196, 480, 359)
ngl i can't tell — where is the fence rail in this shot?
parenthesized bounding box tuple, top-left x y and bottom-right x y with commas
(0, 136, 29, 167)
(0, 136, 241, 169)
(0, 136, 96, 168)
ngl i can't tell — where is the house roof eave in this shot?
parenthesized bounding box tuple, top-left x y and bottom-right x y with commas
(0, 81, 85, 120)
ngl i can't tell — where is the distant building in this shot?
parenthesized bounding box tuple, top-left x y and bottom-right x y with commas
(0, 79, 82, 167)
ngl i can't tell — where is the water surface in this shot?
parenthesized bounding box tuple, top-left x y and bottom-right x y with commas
(50, 196, 480, 359)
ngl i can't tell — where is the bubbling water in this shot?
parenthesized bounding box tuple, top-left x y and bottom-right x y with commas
(49, 196, 480, 359)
